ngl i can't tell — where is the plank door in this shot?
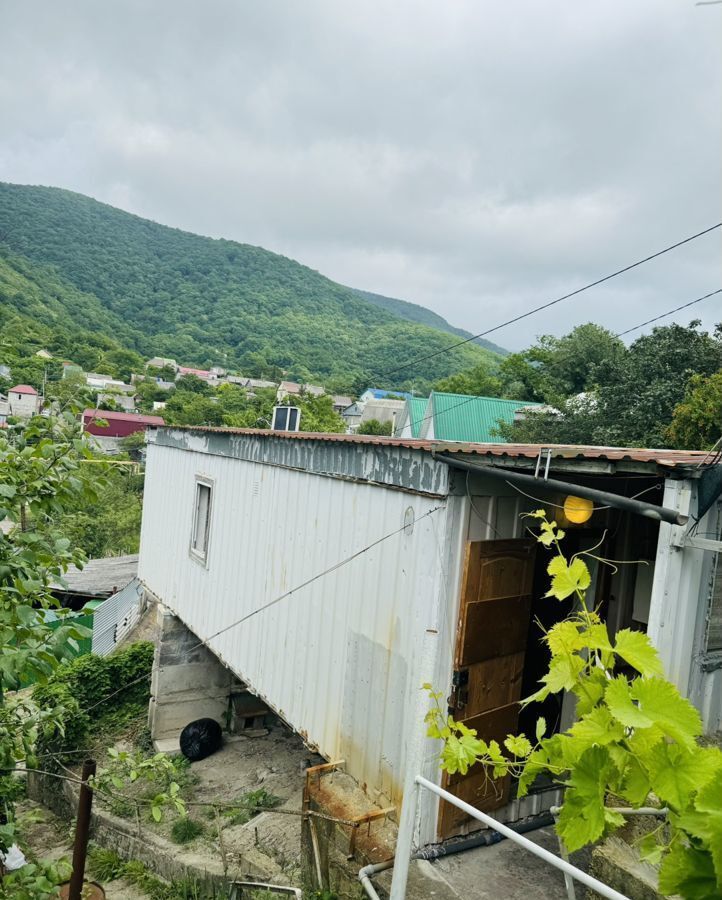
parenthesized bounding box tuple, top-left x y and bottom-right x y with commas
(438, 538, 536, 839)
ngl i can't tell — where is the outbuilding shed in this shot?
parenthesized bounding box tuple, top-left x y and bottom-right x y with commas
(138, 428, 722, 844)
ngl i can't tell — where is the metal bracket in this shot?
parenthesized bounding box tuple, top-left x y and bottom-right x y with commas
(347, 807, 396, 859)
(534, 448, 552, 480)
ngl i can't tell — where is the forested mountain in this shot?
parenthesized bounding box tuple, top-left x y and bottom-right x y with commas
(353, 288, 507, 356)
(0, 183, 499, 391)
(0, 252, 143, 388)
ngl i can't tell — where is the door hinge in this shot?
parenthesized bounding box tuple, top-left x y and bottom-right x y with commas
(448, 668, 469, 712)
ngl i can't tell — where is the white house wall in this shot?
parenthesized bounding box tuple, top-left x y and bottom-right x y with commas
(138, 437, 456, 809)
(648, 481, 722, 733)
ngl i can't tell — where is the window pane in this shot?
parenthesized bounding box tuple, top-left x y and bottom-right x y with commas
(192, 483, 211, 554)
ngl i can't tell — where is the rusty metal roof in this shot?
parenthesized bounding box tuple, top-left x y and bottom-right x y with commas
(159, 425, 710, 470)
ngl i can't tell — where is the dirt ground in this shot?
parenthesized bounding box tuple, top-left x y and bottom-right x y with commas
(180, 723, 315, 880)
(17, 800, 147, 900)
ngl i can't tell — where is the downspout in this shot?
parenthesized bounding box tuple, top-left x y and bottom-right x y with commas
(439, 455, 688, 526)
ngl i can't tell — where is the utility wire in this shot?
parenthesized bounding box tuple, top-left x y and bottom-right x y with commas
(404, 284, 722, 438)
(198, 504, 443, 647)
(615, 288, 722, 337)
(78, 503, 444, 717)
(376, 223, 721, 380)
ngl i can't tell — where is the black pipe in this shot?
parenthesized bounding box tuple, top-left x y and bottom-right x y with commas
(440, 455, 687, 526)
(414, 811, 555, 860)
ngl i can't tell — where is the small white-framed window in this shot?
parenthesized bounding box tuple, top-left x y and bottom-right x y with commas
(190, 477, 213, 563)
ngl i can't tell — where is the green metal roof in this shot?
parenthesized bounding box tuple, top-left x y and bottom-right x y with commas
(408, 397, 429, 438)
(427, 392, 540, 443)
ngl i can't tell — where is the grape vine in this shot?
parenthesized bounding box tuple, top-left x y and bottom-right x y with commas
(425, 511, 722, 899)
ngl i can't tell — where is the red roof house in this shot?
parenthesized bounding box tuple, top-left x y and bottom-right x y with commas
(9, 384, 38, 395)
(177, 366, 212, 380)
(83, 409, 165, 438)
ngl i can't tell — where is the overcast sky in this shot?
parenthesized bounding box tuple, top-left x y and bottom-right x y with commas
(1, 1, 719, 350)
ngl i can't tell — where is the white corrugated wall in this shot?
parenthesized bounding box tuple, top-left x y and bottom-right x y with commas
(138, 441, 455, 809)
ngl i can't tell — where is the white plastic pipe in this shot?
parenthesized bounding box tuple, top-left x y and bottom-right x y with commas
(409, 777, 632, 900)
(358, 859, 394, 900)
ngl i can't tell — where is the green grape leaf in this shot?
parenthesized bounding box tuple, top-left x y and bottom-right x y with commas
(504, 734, 532, 758)
(545, 556, 591, 601)
(568, 705, 625, 749)
(440, 732, 488, 775)
(556, 746, 617, 852)
(603, 807, 626, 830)
(630, 678, 702, 749)
(517, 747, 551, 799)
(605, 676, 653, 729)
(546, 620, 584, 656)
(691, 769, 722, 887)
(619, 755, 652, 807)
(535, 717, 546, 743)
(638, 832, 664, 867)
(584, 622, 614, 656)
(545, 653, 586, 693)
(646, 742, 703, 811)
(658, 842, 719, 900)
(573, 670, 607, 717)
(613, 629, 664, 676)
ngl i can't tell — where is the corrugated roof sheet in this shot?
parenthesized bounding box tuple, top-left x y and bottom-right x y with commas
(408, 397, 428, 438)
(424, 392, 541, 443)
(157, 425, 710, 471)
(83, 409, 165, 425)
(53, 554, 139, 597)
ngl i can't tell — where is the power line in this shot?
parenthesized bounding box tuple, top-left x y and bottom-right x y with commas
(377, 222, 722, 380)
(615, 289, 722, 337)
(78, 503, 444, 718)
(198, 504, 443, 647)
(406, 285, 722, 436)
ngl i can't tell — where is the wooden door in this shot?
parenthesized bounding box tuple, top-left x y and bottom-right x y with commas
(438, 539, 536, 839)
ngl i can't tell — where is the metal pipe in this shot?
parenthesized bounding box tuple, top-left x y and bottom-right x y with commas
(414, 811, 555, 859)
(415, 776, 631, 900)
(441, 456, 688, 526)
(550, 805, 668, 818)
(358, 859, 394, 900)
(67, 758, 96, 900)
(388, 628, 438, 900)
(362, 814, 555, 897)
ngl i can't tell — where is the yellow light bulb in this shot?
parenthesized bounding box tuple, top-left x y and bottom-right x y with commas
(563, 495, 594, 524)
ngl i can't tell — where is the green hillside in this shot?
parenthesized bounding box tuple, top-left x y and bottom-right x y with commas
(353, 288, 507, 356)
(0, 183, 500, 391)
(0, 252, 143, 388)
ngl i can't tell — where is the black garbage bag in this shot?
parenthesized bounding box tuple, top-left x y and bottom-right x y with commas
(179, 717, 223, 761)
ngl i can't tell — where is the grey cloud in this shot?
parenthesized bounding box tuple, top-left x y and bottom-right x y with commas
(1, 0, 719, 350)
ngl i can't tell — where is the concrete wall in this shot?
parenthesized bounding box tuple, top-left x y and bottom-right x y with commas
(149, 607, 239, 742)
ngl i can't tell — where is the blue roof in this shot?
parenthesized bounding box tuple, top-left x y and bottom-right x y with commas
(363, 388, 412, 400)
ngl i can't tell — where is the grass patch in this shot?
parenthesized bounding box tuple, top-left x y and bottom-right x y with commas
(88, 847, 226, 899)
(221, 788, 282, 827)
(170, 817, 205, 844)
(88, 846, 126, 882)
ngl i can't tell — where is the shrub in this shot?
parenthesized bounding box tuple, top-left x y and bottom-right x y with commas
(32, 641, 155, 761)
(105, 641, 155, 712)
(32, 682, 90, 760)
(170, 817, 205, 844)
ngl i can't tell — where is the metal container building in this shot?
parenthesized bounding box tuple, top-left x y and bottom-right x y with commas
(138, 428, 722, 845)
